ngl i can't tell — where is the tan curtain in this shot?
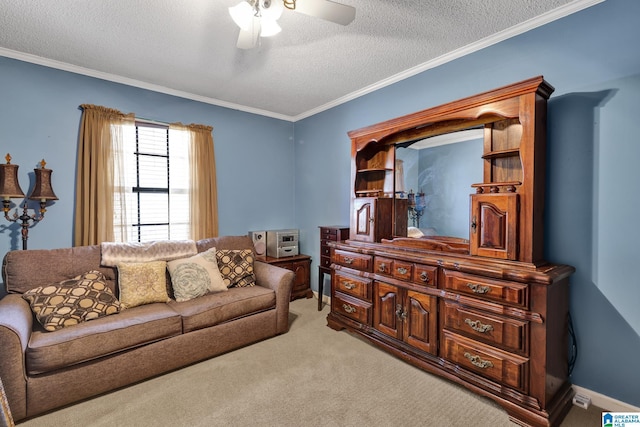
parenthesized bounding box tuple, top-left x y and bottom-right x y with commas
(74, 105, 135, 246)
(170, 123, 219, 240)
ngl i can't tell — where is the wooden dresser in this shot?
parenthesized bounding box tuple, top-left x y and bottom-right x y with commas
(318, 226, 349, 310)
(258, 254, 312, 301)
(327, 77, 575, 427)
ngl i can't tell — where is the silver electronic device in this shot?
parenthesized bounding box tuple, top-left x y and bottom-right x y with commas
(266, 229, 299, 258)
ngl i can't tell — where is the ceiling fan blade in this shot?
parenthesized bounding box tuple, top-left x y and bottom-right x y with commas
(236, 19, 261, 49)
(291, 0, 355, 25)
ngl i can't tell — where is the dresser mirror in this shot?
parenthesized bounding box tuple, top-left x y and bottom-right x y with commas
(393, 127, 484, 242)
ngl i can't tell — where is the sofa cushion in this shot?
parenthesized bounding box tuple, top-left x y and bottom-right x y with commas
(26, 303, 182, 375)
(216, 249, 255, 288)
(21, 271, 121, 331)
(167, 248, 227, 302)
(168, 286, 276, 333)
(196, 235, 254, 253)
(101, 240, 198, 267)
(117, 261, 170, 308)
(3, 245, 117, 295)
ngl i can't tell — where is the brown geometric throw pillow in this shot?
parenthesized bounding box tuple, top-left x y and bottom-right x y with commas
(22, 271, 121, 331)
(215, 249, 255, 288)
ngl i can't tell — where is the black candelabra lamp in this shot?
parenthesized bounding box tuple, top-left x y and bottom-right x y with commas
(407, 189, 426, 228)
(0, 154, 58, 250)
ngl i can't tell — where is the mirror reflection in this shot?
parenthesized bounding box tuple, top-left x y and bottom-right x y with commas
(394, 128, 484, 240)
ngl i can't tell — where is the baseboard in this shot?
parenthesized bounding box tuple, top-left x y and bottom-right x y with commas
(572, 385, 639, 412)
(309, 293, 637, 413)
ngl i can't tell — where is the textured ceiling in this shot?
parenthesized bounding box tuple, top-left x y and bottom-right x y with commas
(0, 0, 601, 121)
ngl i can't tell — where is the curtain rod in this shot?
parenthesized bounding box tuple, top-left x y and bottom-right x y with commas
(136, 117, 169, 127)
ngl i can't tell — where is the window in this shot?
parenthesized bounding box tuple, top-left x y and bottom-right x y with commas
(114, 121, 190, 242)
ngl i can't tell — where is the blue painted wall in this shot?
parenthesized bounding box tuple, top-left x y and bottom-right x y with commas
(0, 0, 638, 409)
(295, 0, 640, 407)
(0, 57, 295, 255)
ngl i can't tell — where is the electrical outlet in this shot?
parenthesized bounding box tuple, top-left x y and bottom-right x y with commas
(572, 393, 591, 409)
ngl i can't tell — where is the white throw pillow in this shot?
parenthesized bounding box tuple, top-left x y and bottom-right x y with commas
(167, 248, 228, 302)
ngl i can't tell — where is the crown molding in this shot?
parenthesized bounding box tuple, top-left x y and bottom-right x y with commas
(0, 47, 294, 122)
(0, 0, 604, 123)
(292, 0, 606, 121)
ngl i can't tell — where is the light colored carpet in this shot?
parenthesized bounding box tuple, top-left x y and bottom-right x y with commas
(19, 298, 602, 426)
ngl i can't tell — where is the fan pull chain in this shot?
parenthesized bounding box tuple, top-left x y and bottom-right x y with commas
(284, 0, 296, 10)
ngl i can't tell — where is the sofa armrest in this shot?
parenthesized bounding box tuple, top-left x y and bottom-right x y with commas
(254, 261, 294, 334)
(0, 294, 32, 421)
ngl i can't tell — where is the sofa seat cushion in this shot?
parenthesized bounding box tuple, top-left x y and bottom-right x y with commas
(26, 303, 182, 375)
(168, 286, 276, 333)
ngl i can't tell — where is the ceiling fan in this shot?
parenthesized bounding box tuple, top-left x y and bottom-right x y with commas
(229, 0, 356, 49)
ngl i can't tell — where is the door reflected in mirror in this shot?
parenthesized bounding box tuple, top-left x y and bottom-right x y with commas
(395, 128, 484, 240)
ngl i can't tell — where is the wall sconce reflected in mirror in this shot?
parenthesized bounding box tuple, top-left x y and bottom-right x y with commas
(0, 154, 58, 250)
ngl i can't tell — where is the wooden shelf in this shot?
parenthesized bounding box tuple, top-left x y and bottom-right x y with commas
(357, 168, 393, 173)
(355, 189, 383, 196)
(481, 148, 520, 159)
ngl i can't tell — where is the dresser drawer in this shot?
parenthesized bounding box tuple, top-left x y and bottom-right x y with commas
(392, 259, 413, 281)
(374, 256, 394, 276)
(320, 226, 349, 241)
(334, 271, 371, 300)
(442, 301, 528, 354)
(320, 227, 339, 239)
(442, 331, 528, 391)
(373, 257, 413, 281)
(442, 270, 528, 308)
(320, 242, 332, 257)
(334, 250, 372, 271)
(320, 255, 332, 268)
(332, 292, 372, 324)
(413, 264, 437, 287)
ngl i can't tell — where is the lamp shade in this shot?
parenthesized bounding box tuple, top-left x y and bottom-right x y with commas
(260, 18, 281, 37)
(29, 160, 58, 201)
(261, 0, 284, 21)
(229, 1, 254, 31)
(0, 154, 25, 199)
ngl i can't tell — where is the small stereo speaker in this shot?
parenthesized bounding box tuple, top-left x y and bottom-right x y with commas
(248, 231, 267, 256)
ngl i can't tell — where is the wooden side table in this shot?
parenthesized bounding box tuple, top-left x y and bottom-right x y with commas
(318, 226, 349, 311)
(257, 254, 312, 301)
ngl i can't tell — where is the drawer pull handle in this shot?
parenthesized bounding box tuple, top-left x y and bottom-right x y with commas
(342, 304, 357, 314)
(378, 263, 386, 272)
(464, 352, 494, 369)
(395, 304, 407, 320)
(464, 318, 494, 333)
(344, 282, 356, 290)
(466, 283, 490, 294)
(343, 257, 354, 265)
(419, 272, 430, 282)
(397, 267, 408, 275)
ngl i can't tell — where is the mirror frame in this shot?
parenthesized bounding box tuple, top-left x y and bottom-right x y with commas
(347, 76, 554, 263)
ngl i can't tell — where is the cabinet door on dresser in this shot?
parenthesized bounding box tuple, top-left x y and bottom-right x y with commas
(470, 193, 519, 260)
(351, 197, 393, 242)
(373, 281, 438, 355)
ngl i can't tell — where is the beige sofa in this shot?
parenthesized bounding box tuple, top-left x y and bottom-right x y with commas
(0, 236, 294, 422)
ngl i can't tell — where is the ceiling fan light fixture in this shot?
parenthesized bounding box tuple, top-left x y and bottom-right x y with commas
(260, 0, 284, 21)
(260, 19, 281, 37)
(229, 1, 255, 31)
